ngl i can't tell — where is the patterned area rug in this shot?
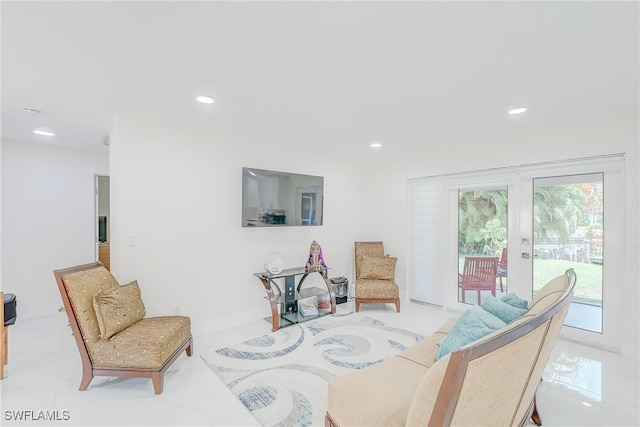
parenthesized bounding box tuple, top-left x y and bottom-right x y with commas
(201, 313, 424, 427)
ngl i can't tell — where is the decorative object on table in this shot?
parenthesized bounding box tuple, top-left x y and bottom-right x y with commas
(298, 297, 319, 318)
(263, 252, 285, 275)
(306, 240, 327, 271)
(201, 313, 424, 427)
(317, 293, 331, 311)
(330, 277, 349, 304)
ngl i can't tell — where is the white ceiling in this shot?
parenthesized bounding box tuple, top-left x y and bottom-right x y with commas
(2, 1, 638, 156)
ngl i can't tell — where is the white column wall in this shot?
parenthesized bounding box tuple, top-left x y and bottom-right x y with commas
(0, 139, 109, 316)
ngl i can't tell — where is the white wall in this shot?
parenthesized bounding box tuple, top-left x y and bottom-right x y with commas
(1, 139, 109, 316)
(365, 114, 640, 358)
(4, 113, 637, 358)
(109, 114, 372, 331)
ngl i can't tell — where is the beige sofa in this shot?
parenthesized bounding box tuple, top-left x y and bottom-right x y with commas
(326, 269, 576, 426)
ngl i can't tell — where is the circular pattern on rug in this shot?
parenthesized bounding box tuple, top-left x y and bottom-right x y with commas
(202, 314, 424, 426)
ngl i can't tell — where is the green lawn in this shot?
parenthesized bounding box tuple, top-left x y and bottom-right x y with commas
(532, 259, 602, 304)
(459, 257, 603, 305)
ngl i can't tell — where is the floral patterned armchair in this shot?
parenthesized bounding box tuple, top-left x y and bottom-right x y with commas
(54, 262, 193, 394)
(354, 241, 400, 312)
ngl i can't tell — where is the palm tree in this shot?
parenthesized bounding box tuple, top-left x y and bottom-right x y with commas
(533, 184, 586, 242)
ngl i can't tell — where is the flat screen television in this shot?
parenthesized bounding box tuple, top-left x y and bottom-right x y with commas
(242, 167, 324, 227)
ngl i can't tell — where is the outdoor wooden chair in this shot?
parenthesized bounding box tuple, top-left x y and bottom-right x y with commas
(54, 262, 193, 394)
(459, 256, 499, 305)
(497, 248, 508, 292)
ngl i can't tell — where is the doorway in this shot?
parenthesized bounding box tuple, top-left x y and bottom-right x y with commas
(408, 155, 624, 351)
(301, 193, 316, 225)
(457, 186, 508, 305)
(96, 175, 110, 270)
(531, 174, 604, 333)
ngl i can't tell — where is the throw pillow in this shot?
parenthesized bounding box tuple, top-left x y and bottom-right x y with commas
(500, 292, 529, 310)
(358, 255, 397, 280)
(468, 305, 507, 330)
(93, 280, 146, 340)
(436, 307, 503, 360)
(481, 295, 527, 324)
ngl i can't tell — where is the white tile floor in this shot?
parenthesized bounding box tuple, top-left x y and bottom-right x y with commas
(1, 300, 638, 426)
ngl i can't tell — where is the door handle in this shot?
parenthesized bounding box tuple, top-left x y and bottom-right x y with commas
(521, 252, 539, 259)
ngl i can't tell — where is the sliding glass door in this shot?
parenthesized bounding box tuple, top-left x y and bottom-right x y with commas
(409, 155, 624, 350)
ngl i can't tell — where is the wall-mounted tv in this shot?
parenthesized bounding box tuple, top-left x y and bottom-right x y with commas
(242, 167, 324, 227)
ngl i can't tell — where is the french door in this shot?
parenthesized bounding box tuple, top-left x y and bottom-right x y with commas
(517, 158, 624, 351)
(410, 155, 625, 351)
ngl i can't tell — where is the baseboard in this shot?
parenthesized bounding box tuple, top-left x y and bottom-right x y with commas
(14, 304, 63, 321)
(192, 308, 266, 337)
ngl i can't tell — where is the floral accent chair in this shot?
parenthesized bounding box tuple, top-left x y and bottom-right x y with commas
(54, 262, 193, 394)
(354, 241, 400, 312)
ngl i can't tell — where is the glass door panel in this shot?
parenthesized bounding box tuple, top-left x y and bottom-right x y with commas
(532, 174, 603, 333)
(458, 187, 508, 305)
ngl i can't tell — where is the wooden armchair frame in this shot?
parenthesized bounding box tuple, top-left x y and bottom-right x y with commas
(54, 262, 193, 394)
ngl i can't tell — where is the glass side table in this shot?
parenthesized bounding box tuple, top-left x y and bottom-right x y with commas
(254, 266, 336, 331)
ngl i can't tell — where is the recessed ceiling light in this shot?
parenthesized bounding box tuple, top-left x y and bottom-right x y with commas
(33, 129, 55, 136)
(196, 96, 214, 104)
(508, 107, 527, 115)
(370, 142, 382, 149)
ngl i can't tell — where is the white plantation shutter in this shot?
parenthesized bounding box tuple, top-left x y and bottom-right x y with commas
(407, 177, 445, 306)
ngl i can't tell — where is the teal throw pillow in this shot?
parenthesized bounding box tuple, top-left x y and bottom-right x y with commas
(500, 292, 529, 310)
(469, 305, 507, 330)
(436, 307, 505, 360)
(482, 295, 528, 324)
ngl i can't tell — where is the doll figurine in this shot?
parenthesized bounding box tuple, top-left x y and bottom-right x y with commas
(307, 240, 327, 270)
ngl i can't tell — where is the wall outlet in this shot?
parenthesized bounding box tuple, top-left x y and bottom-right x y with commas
(174, 306, 180, 315)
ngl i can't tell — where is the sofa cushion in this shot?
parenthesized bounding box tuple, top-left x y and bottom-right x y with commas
(436, 307, 506, 359)
(355, 279, 399, 299)
(93, 281, 146, 339)
(481, 295, 528, 323)
(358, 255, 397, 280)
(327, 355, 428, 426)
(397, 317, 458, 368)
(500, 292, 529, 309)
(90, 316, 191, 368)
